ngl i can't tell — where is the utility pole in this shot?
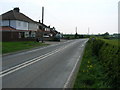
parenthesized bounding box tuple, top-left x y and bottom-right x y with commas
(42, 7, 44, 24)
(75, 26, 78, 39)
(41, 6, 44, 43)
(88, 27, 90, 35)
(75, 26, 78, 35)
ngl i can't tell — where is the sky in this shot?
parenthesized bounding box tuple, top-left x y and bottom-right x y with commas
(0, 0, 119, 34)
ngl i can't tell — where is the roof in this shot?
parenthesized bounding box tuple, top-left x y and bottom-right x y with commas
(0, 26, 33, 32)
(1, 9, 36, 23)
(0, 26, 16, 31)
(41, 23, 48, 28)
(35, 21, 48, 28)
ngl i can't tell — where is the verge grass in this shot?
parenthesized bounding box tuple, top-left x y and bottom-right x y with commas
(74, 40, 107, 88)
(2, 41, 48, 54)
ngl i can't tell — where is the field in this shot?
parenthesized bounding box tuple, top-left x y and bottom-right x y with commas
(2, 41, 48, 54)
(102, 39, 119, 46)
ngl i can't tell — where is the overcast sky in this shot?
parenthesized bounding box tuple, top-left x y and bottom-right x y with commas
(0, 0, 119, 34)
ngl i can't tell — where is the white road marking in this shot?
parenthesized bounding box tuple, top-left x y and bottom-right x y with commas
(0, 41, 75, 77)
(0, 49, 59, 74)
(64, 55, 81, 88)
(0, 49, 60, 77)
(81, 44, 84, 47)
(64, 39, 88, 88)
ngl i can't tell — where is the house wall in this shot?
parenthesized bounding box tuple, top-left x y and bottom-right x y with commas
(2, 31, 36, 41)
(14, 20, 28, 30)
(0, 20, 9, 26)
(0, 20, 38, 31)
(10, 20, 29, 30)
(10, 20, 17, 29)
(28, 23, 38, 31)
(2, 31, 19, 41)
(0, 20, 2, 26)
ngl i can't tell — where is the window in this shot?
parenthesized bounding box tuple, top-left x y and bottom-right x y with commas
(31, 32, 36, 37)
(0, 20, 2, 26)
(18, 22, 21, 26)
(19, 33, 21, 38)
(19, 32, 25, 38)
(29, 31, 35, 38)
(24, 32, 29, 38)
(23, 22, 27, 27)
(46, 28, 50, 31)
(39, 26, 42, 29)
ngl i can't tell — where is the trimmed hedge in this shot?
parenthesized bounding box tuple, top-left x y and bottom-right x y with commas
(89, 38, 120, 88)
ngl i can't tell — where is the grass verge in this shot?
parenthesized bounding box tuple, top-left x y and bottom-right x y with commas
(2, 41, 49, 54)
(74, 40, 107, 88)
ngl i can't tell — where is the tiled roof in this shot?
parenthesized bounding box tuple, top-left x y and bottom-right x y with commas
(1, 9, 36, 23)
(35, 21, 48, 28)
(0, 26, 16, 30)
(0, 26, 31, 32)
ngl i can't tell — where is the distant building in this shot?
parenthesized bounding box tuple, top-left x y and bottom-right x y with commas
(36, 21, 58, 41)
(112, 33, 120, 39)
(0, 7, 38, 41)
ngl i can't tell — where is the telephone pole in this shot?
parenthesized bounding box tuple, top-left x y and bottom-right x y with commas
(88, 27, 90, 35)
(75, 26, 78, 38)
(75, 26, 78, 35)
(42, 7, 44, 24)
(41, 6, 44, 43)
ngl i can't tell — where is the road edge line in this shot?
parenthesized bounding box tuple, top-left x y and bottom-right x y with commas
(63, 41, 87, 88)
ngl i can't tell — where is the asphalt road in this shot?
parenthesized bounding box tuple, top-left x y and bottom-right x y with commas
(1, 39, 88, 88)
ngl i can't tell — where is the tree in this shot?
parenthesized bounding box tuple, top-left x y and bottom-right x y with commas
(75, 32, 78, 39)
(104, 32, 109, 36)
(102, 32, 109, 39)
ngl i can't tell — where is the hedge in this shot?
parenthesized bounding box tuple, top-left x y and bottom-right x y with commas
(89, 38, 120, 88)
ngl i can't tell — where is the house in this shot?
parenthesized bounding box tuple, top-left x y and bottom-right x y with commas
(0, 8, 38, 41)
(36, 21, 57, 41)
(50, 27, 58, 37)
(0, 7, 61, 41)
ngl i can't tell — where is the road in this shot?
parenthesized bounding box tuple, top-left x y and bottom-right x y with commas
(1, 39, 88, 88)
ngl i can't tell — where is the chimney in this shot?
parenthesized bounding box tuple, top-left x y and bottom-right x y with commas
(13, 7, 20, 12)
(39, 20, 41, 23)
(47, 25, 50, 28)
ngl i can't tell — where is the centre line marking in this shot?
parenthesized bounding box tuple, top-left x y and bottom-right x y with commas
(0, 42, 75, 77)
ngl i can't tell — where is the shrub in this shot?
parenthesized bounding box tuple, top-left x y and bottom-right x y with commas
(89, 38, 120, 88)
(89, 38, 104, 56)
(74, 38, 119, 88)
(99, 43, 120, 87)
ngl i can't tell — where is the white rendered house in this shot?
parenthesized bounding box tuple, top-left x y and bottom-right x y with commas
(0, 8, 39, 41)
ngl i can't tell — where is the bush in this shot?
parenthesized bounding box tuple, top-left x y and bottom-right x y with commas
(74, 39, 107, 88)
(89, 38, 104, 56)
(89, 38, 120, 88)
(99, 43, 120, 87)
